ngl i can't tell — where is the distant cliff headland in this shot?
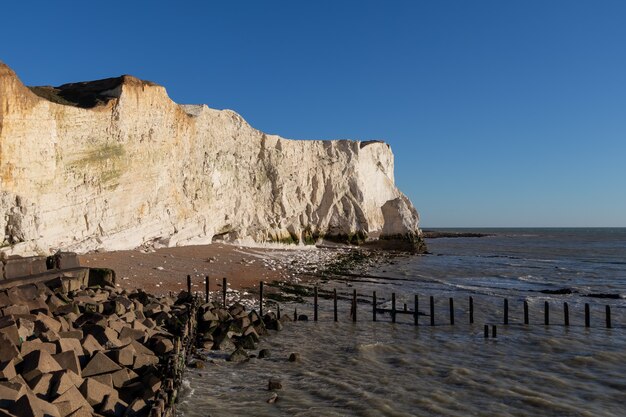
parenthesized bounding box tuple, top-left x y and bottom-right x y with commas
(0, 62, 423, 256)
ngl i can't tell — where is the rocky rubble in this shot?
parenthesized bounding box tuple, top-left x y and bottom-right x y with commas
(0, 278, 196, 417)
(194, 301, 285, 363)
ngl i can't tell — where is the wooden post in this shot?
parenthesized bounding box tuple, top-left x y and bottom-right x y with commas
(373, 291, 377, 322)
(449, 297, 454, 325)
(564, 302, 569, 326)
(205, 276, 209, 304)
(277, 304, 281, 320)
(585, 303, 590, 327)
(469, 296, 474, 324)
(391, 293, 396, 324)
(492, 325, 497, 338)
(259, 281, 264, 317)
(430, 296, 435, 326)
(544, 301, 549, 325)
(504, 299, 509, 325)
(187, 275, 191, 295)
(353, 289, 357, 322)
(484, 324, 489, 338)
(524, 300, 529, 325)
(222, 277, 227, 308)
(414, 294, 418, 326)
(333, 289, 338, 322)
(314, 286, 318, 322)
(294, 307, 298, 322)
(606, 305, 611, 328)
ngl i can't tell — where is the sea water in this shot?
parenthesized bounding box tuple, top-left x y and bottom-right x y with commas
(177, 229, 626, 417)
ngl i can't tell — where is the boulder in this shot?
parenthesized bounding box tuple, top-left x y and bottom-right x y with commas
(268, 377, 282, 390)
(227, 347, 249, 363)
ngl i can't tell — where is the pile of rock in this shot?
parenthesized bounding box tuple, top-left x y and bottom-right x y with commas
(196, 301, 286, 362)
(0, 278, 195, 417)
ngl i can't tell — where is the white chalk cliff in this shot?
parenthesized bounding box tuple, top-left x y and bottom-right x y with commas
(0, 63, 423, 256)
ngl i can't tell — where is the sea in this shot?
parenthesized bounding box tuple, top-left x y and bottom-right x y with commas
(177, 228, 626, 417)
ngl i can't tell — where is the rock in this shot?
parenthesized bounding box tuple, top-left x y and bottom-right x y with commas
(80, 334, 103, 357)
(27, 373, 54, 399)
(267, 392, 278, 404)
(268, 377, 282, 390)
(188, 360, 205, 369)
(288, 353, 301, 362)
(258, 349, 271, 359)
(297, 314, 309, 322)
(132, 353, 159, 370)
(227, 347, 249, 363)
(0, 63, 422, 258)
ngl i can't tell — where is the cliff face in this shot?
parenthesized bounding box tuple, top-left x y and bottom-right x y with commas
(0, 63, 422, 256)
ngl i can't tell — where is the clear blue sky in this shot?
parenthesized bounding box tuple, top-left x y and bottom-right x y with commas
(2, 1, 625, 227)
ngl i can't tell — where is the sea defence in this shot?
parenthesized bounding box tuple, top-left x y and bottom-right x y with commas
(0, 62, 423, 257)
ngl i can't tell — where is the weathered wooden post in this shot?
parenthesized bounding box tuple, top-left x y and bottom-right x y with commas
(352, 289, 357, 322)
(222, 277, 227, 308)
(187, 275, 191, 295)
(585, 303, 590, 327)
(492, 325, 497, 338)
(314, 286, 318, 322)
(484, 324, 489, 338)
(294, 307, 298, 322)
(391, 293, 396, 324)
(414, 294, 419, 326)
(373, 291, 377, 322)
(430, 296, 435, 326)
(544, 301, 549, 325)
(449, 297, 454, 325)
(277, 304, 281, 320)
(564, 302, 569, 326)
(606, 305, 611, 328)
(504, 299, 509, 325)
(469, 296, 474, 324)
(333, 289, 338, 322)
(524, 300, 529, 325)
(259, 281, 264, 317)
(205, 276, 209, 303)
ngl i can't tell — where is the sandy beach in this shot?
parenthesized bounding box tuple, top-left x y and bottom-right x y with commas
(78, 243, 344, 297)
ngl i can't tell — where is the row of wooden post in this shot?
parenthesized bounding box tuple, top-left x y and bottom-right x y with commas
(184, 277, 614, 329)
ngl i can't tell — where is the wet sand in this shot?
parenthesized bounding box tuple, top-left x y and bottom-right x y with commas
(78, 243, 340, 296)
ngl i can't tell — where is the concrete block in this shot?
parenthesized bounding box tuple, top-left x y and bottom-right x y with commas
(0, 358, 17, 380)
(79, 377, 118, 407)
(53, 350, 81, 376)
(81, 352, 122, 377)
(20, 340, 57, 356)
(21, 350, 63, 382)
(52, 385, 92, 417)
(11, 392, 62, 417)
(81, 334, 103, 357)
(0, 333, 20, 363)
(27, 372, 53, 399)
(49, 370, 83, 397)
(100, 394, 128, 417)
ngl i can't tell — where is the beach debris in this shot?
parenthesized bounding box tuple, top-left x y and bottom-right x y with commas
(267, 392, 279, 404)
(288, 353, 301, 362)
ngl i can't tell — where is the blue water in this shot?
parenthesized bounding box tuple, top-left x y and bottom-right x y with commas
(179, 228, 626, 417)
